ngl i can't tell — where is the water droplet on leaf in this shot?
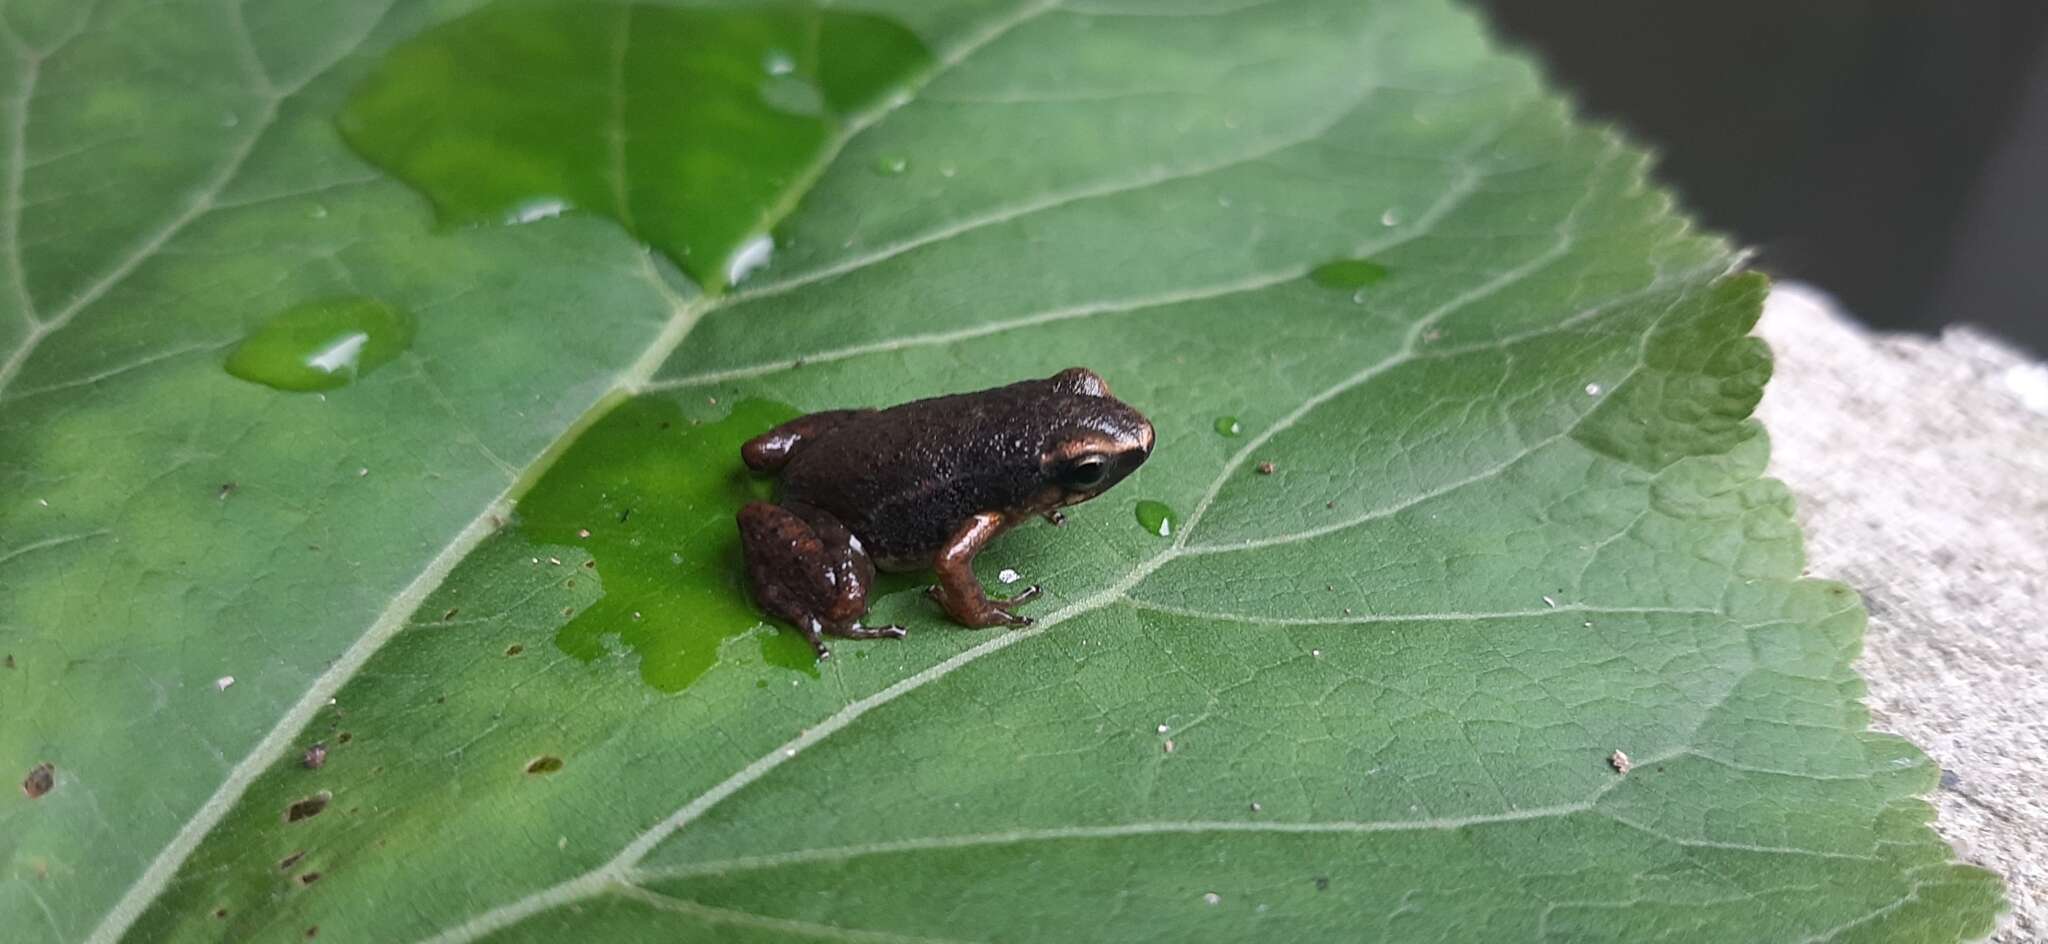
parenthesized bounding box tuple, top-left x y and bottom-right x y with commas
(1134, 500, 1178, 538)
(225, 297, 415, 393)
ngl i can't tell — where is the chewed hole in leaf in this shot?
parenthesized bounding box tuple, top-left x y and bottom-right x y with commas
(283, 792, 331, 823)
(525, 756, 564, 775)
(22, 762, 54, 799)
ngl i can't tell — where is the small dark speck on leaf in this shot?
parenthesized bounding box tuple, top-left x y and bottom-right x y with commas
(22, 762, 55, 799)
(298, 871, 322, 886)
(336, 732, 353, 744)
(1249, 801, 1262, 813)
(213, 908, 228, 919)
(442, 608, 459, 621)
(285, 791, 331, 823)
(526, 755, 564, 775)
(561, 607, 575, 617)
(305, 926, 319, 939)
(302, 743, 327, 770)
(1940, 768, 1963, 790)
(277, 850, 306, 871)
(618, 508, 633, 523)
(505, 644, 525, 656)
(3, 653, 14, 669)
(217, 482, 237, 500)
(1255, 461, 1276, 475)
(582, 559, 596, 570)
(1325, 500, 1336, 509)
(1314, 877, 1330, 891)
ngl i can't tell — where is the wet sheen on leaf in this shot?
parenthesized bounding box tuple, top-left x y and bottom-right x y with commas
(336, 0, 932, 292)
(521, 394, 818, 690)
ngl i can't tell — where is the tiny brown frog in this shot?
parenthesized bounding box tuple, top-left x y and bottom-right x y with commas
(737, 368, 1153, 658)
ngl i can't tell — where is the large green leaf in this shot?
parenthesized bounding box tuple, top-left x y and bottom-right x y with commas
(0, 0, 2004, 942)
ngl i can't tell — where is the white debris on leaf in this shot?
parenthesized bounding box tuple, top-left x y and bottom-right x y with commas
(998, 568, 1021, 585)
(215, 676, 235, 692)
(1609, 750, 1632, 774)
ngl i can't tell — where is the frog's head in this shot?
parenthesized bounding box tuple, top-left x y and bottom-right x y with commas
(1038, 368, 1154, 507)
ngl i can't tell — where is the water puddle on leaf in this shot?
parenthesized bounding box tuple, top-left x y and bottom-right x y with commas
(1134, 500, 1179, 538)
(515, 395, 820, 692)
(1307, 257, 1391, 302)
(337, 0, 932, 292)
(1213, 415, 1242, 437)
(224, 296, 414, 392)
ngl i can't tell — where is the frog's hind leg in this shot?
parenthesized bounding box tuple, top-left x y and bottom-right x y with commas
(741, 409, 874, 472)
(737, 500, 904, 660)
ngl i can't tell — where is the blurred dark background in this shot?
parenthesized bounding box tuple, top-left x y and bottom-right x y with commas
(1474, 2, 2048, 355)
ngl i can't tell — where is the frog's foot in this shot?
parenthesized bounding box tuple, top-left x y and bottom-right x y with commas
(1043, 509, 1066, 526)
(802, 621, 907, 661)
(926, 583, 1038, 628)
(828, 622, 907, 641)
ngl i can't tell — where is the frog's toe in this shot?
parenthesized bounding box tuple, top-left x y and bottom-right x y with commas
(830, 622, 907, 641)
(1001, 585, 1042, 607)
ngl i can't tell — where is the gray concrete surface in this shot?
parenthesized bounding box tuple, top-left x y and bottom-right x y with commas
(1757, 285, 2047, 943)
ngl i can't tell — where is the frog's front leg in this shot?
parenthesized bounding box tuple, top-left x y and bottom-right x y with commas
(737, 501, 906, 659)
(926, 512, 1041, 628)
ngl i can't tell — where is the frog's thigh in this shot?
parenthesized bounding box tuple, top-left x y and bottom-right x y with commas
(740, 409, 874, 472)
(738, 502, 869, 617)
(786, 502, 874, 626)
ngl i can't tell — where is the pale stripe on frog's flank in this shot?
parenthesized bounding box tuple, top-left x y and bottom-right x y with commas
(81, 3, 1064, 941)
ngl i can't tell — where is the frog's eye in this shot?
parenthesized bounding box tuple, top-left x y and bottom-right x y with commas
(1059, 454, 1111, 489)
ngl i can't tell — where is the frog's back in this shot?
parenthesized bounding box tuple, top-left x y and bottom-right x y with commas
(778, 388, 1051, 567)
